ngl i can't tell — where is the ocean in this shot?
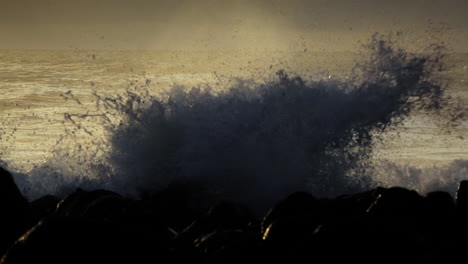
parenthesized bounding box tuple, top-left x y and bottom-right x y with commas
(0, 48, 359, 170)
(1, 38, 468, 208)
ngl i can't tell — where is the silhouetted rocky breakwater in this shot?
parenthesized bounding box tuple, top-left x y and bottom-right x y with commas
(1, 166, 467, 263)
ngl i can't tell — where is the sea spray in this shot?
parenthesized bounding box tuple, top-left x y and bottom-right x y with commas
(11, 34, 462, 211)
(370, 159, 468, 195)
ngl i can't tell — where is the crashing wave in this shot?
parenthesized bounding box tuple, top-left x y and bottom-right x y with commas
(11, 33, 462, 211)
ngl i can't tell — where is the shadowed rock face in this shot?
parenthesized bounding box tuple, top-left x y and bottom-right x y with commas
(456, 180, 468, 217)
(1, 186, 173, 264)
(366, 187, 425, 217)
(3, 165, 468, 263)
(0, 217, 168, 264)
(425, 191, 455, 217)
(30, 195, 60, 223)
(0, 168, 31, 256)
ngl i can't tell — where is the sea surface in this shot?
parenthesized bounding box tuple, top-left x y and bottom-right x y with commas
(0, 49, 358, 170)
(1, 48, 468, 200)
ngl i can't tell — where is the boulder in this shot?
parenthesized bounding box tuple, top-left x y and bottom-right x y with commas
(0, 167, 31, 255)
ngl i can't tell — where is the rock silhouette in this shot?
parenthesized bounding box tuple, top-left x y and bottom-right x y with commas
(1, 166, 468, 263)
(0, 168, 31, 256)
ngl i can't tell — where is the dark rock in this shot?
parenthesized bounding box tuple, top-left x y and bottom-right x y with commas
(173, 201, 254, 259)
(177, 201, 253, 240)
(80, 193, 133, 222)
(30, 195, 60, 222)
(310, 219, 379, 263)
(456, 180, 468, 218)
(261, 192, 317, 235)
(425, 191, 455, 217)
(194, 229, 261, 264)
(0, 217, 166, 264)
(260, 192, 321, 260)
(54, 189, 121, 218)
(143, 182, 214, 232)
(0, 167, 31, 255)
(1, 165, 467, 262)
(366, 187, 424, 217)
(331, 187, 385, 217)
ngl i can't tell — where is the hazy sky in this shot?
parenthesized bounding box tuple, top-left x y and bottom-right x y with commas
(1, 0, 467, 51)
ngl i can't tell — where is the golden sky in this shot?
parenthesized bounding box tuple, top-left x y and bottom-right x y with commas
(1, 0, 467, 51)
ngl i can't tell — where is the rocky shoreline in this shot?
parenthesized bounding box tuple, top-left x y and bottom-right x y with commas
(1, 166, 467, 263)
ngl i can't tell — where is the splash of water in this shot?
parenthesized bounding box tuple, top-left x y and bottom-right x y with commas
(10, 33, 461, 211)
(371, 160, 468, 195)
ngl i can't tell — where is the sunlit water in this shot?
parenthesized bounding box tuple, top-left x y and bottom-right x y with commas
(0, 49, 359, 170)
(1, 48, 468, 201)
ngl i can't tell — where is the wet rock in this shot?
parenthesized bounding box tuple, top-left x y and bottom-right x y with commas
(425, 191, 455, 217)
(309, 219, 379, 263)
(0, 167, 31, 255)
(366, 187, 424, 217)
(30, 195, 60, 223)
(143, 182, 212, 232)
(260, 192, 321, 260)
(453, 181, 468, 260)
(173, 201, 254, 260)
(331, 187, 385, 218)
(456, 180, 468, 218)
(422, 191, 456, 242)
(0, 217, 166, 264)
(177, 201, 253, 240)
(194, 229, 261, 264)
(1, 166, 467, 263)
(52, 188, 173, 251)
(80, 193, 137, 223)
(54, 189, 121, 218)
(261, 192, 317, 235)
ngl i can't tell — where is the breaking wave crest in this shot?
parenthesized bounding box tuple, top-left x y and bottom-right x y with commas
(9, 34, 463, 211)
